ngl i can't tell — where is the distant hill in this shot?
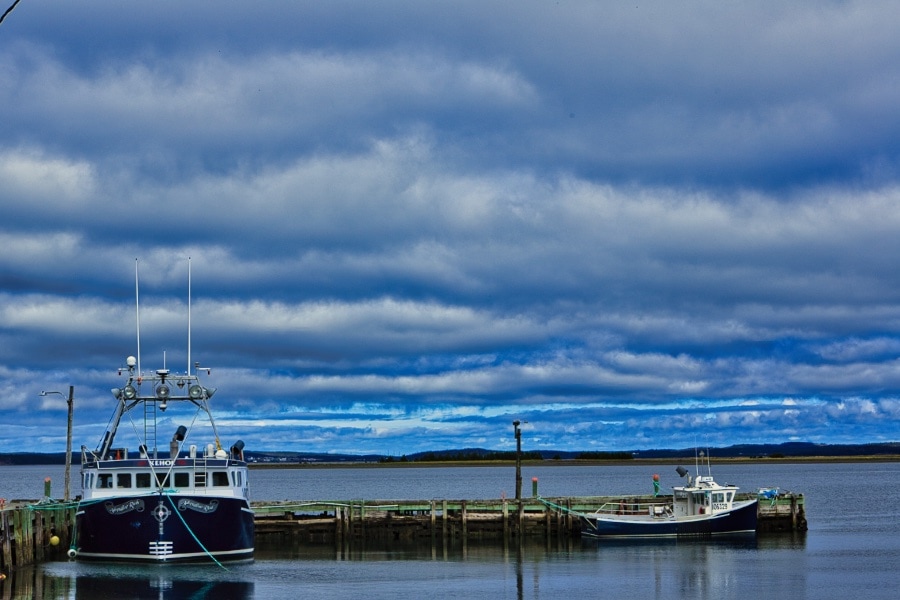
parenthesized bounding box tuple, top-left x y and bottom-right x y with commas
(4, 441, 896, 466)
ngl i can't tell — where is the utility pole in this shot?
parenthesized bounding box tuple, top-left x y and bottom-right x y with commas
(65, 385, 74, 502)
(513, 420, 522, 500)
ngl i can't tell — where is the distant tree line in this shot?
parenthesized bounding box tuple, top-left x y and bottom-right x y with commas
(380, 450, 547, 463)
(573, 451, 634, 460)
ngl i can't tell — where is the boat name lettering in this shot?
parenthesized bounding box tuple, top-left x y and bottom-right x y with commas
(149, 459, 174, 467)
(178, 498, 219, 514)
(104, 499, 145, 515)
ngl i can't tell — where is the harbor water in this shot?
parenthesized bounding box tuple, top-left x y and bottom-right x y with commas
(1, 461, 897, 599)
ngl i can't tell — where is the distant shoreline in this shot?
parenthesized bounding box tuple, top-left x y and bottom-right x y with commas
(1, 453, 898, 468)
(248, 454, 900, 469)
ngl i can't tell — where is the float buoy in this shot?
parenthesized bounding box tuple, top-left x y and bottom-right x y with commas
(49, 535, 60, 546)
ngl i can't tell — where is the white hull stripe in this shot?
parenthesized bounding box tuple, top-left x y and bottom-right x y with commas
(76, 547, 254, 561)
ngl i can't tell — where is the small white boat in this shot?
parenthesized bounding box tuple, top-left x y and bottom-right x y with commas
(581, 460, 758, 539)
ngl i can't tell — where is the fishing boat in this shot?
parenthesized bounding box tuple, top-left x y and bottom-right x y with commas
(580, 459, 758, 539)
(70, 356, 254, 563)
(70, 263, 254, 563)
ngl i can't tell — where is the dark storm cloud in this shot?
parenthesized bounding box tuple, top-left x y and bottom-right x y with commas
(2, 1, 900, 455)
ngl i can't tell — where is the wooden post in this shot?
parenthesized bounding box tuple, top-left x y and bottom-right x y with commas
(461, 500, 468, 540)
(2, 510, 12, 571)
(544, 504, 551, 543)
(430, 500, 436, 536)
(556, 502, 563, 539)
(513, 421, 522, 500)
(35, 511, 44, 562)
(442, 500, 448, 539)
(13, 509, 25, 567)
(360, 502, 366, 539)
(334, 506, 342, 547)
(790, 494, 798, 530)
(502, 499, 509, 541)
(517, 501, 524, 538)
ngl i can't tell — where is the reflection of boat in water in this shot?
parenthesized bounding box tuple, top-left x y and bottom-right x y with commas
(581, 460, 757, 539)
(73, 574, 254, 600)
(72, 264, 254, 563)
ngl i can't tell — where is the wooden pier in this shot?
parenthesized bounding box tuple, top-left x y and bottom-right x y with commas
(0, 503, 75, 574)
(0, 492, 805, 574)
(252, 492, 807, 544)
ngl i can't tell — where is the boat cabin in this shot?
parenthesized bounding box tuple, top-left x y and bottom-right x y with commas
(81, 443, 249, 501)
(673, 475, 738, 518)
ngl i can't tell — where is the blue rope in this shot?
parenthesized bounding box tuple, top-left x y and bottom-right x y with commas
(164, 493, 229, 571)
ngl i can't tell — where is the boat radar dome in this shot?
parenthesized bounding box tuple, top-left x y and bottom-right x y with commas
(126, 356, 137, 367)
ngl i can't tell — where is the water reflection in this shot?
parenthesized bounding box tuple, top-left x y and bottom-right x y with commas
(9, 533, 806, 600)
(7, 562, 254, 600)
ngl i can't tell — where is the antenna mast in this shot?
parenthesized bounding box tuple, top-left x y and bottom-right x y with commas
(187, 257, 192, 375)
(135, 258, 142, 376)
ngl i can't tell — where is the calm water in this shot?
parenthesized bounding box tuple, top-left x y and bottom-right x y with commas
(2, 461, 898, 599)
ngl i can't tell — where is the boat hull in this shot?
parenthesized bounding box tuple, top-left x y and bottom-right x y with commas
(581, 499, 758, 539)
(75, 492, 255, 563)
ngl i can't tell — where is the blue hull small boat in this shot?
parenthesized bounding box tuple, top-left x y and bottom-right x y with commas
(581, 462, 758, 539)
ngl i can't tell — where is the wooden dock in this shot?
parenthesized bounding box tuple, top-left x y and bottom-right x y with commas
(0, 492, 805, 573)
(252, 492, 807, 544)
(0, 503, 75, 574)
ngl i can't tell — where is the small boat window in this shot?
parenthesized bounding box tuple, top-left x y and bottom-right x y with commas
(136, 473, 152, 488)
(98, 473, 113, 488)
(117, 473, 132, 488)
(173, 472, 189, 487)
(155, 473, 170, 487)
(211, 471, 230, 486)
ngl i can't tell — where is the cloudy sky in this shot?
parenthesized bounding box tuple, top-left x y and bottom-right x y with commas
(2, 1, 900, 457)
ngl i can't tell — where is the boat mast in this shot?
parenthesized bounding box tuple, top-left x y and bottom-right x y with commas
(187, 256, 192, 375)
(135, 258, 142, 377)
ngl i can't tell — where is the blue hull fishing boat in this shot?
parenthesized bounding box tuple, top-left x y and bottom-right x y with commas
(581, 461, 758, 539)
(71, 263, 254, 563)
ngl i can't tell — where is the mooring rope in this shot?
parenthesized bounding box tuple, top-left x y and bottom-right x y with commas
(164, 492, 229, 571)
(535, 496, 590, 518)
